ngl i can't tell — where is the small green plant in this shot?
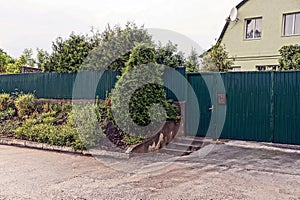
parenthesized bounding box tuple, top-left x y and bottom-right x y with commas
(14, 94, 35, 118)
(0, 108, 15, 120)
(72, 103, 105, 148)
(14, 117, 86, 151)
(0, 97, 87, 151)
(48, 103, 62, 113)
(0, 119, 20, 137)
(0, 93, 13, 111)
(122, 134, 144, 145)
(61, 103, 72, 112)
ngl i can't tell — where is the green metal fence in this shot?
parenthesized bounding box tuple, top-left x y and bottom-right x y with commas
(0, 68, 185, 100)
(186, 71, 300, 145)
(1, 69, 300, 145)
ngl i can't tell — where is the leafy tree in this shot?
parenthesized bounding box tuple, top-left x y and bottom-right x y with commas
(22, 48, 35, 67)
(84, 22, 153, 72)
(279, 44, 300, 70)
(201, 44, 232, 72)
(5, 63, 20, 74)
(0, 49, 14, 73)
(45, 22, 153, 73)
(45, 33, 94, 73)
(44, 22, 191, 73)
(185, 48, 200, 72)
(36, 48, 50, 71)
(5, 49, 35, 74)
(155, 41, 185, 68)
(86, 26, 187, 72)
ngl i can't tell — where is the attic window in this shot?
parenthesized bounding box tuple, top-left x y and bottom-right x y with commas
(245, 18, 262, 39)
(283, 12, 300, 36)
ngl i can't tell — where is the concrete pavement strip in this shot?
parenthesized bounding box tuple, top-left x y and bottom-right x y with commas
(0, 137, 130, 159)
(226, 140, 300, 154)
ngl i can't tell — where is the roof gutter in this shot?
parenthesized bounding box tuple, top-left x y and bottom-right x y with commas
(217, 0, 249, 44)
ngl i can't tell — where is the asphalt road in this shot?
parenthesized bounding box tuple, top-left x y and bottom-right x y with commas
(1, 142, 300, 199)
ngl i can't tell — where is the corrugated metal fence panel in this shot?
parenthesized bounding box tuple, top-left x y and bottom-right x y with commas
(71, 71, 99, 99)
(97, 70, 121, 99)
(0, 73, 47, 96)
(274, 71, 300, 145)
(220, 72, 273, 142)
(163, 67, 186, 101)
(0, 71, 121, 99)
(43, 72, 75, 99)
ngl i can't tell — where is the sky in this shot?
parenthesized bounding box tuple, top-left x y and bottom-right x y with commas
(0, 0, 242, 58)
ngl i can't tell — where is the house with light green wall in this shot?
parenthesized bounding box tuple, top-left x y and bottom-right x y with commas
(219, 0, 300, 71)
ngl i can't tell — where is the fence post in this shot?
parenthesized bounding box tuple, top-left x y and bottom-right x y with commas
(184, 73, 189, 136)
(270, 71, 275, 142)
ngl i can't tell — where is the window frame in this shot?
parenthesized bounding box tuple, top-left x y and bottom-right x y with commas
(282, 12, 300, 36)
(244, 17, 263, 40)
(256, 65, 278, 71)
(229, 66, 241, 72)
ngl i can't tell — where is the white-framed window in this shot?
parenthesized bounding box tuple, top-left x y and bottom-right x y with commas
(283, 12, 300, 36)
(229, 66, 241, 72)
(245, 17, 262, 39)
(256, 65, 278, 71)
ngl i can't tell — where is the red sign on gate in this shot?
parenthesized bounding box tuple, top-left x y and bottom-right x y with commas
(218, 94, 226, 105)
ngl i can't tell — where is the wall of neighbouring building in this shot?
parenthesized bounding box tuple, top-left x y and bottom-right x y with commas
(221, 0, 300, 71)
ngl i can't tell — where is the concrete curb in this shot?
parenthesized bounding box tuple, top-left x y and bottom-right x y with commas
(0, 137, 131, 159)
(3, 137, 299, 159)
(0, 137, 89, 154)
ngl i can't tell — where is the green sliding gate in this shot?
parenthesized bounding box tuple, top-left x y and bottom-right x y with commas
(186, 71, 300, 145)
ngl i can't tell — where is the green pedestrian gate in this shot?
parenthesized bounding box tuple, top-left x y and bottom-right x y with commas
(186, 72, 226, 140)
